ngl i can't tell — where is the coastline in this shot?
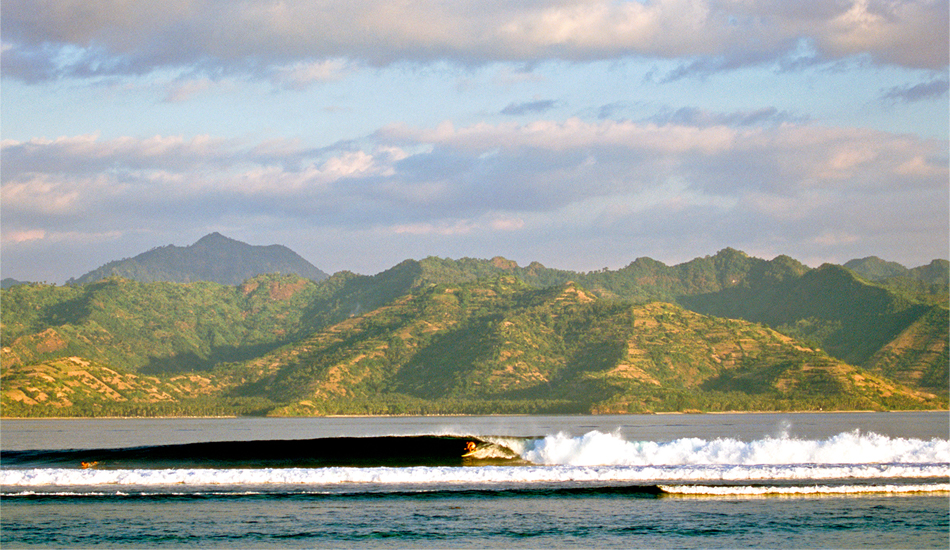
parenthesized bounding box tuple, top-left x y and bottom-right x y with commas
(2, 408, 948, 421)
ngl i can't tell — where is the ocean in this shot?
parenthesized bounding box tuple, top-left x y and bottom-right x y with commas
(2, 412, 948, 548)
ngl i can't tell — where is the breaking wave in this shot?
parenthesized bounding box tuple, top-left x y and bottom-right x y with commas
(3, 462, 948, 490)
(3, 430, 947, 498)
(520, 430, 950, 466)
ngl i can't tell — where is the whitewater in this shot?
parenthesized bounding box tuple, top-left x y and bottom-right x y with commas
(4, 430, 948, 495)
(3, 413, 948, 548)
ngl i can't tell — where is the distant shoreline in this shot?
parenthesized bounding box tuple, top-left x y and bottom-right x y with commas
(2, 409, 946, 421)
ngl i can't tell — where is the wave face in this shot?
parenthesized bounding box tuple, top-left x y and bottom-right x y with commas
(3, 430, 948, 497)
(1, 435, 496, 469)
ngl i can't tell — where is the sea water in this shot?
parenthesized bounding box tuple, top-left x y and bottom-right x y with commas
(2, 412, 948, 548)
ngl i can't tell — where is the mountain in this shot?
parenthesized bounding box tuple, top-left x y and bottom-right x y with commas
(843, 257, 949, 304)
(402, 249, 811, 304)
(844, 257, 912, 280)
(2, 264, 945, 417)
(1, 278, 30, 289)
(1, 274, 327, 375)
(908, 259, 950, 285)
(374, 251, 947, 393)
(67, 233, 328, 286)
(845, 256, 950, 284)
(680, 264, 937, 361)
(227, 277, 938, 416)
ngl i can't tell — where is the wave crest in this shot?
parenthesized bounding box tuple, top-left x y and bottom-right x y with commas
(521, 430, 950, 466)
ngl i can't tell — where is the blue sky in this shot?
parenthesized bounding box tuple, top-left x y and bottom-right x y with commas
(2, 0, 948, 283)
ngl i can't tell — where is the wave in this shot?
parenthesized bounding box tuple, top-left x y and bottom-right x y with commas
(3, 430, 946, 470)
(4, 462, 948, 490)
(1, 435, 518, 469)
(659, 483, 950, 497)
(11, 483, 948, 500)
(3, 429, 947, 502)
(521, 430, 950, 466)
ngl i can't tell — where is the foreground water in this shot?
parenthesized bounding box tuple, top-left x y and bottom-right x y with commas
(2, 412, 948, 548)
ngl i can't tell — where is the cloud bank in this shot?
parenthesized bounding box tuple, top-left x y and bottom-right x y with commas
(2, 1, 946, 282)
(4, 116, 946, 277)
(4, 0, 948, 83)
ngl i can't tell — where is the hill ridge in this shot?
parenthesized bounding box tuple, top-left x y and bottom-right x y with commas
(3, 247, 946, 417)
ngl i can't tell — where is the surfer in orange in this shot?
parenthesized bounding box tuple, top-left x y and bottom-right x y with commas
(464, 441, 476, 455)
(81, 461, 99, 469)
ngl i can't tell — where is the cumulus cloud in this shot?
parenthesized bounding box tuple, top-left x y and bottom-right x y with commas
(3, 0, 946, 84)
(271, 59, 353, 90)
(3, 116, 946, 278)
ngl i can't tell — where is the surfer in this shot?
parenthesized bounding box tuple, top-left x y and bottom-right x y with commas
(81, 461, 99, 469)
(464, 441, 477, 455)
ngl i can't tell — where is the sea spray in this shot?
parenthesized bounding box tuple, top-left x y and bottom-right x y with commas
(4, 430, 948, 495)
(4, 463, 949, 493)
(520, 430, 950, 466)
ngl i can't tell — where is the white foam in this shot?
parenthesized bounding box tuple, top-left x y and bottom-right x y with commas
(521, 430, 950, 466)
(659, 483, 950, 496)
(3, 430, 947, 491)
(3, 462, 948, 489)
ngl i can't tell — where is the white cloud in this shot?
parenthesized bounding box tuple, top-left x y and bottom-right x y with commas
(5, 119, 945, 225)
(2, 229, 46, 244)
(822, 0, 947, 67)
(3, 118, 944, 273)
(392, 220, 479, 236)
(391, 214, 525, 236)
(163, 77, 216, 102)
(271, 59, 352, 89)
(3, 0, 945, 83)
(1, 175, 85, 215)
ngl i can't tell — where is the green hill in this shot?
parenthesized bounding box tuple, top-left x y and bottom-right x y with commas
(845, 257, 912, 280)
(225, 278, 938, 415)
(67, 233, 328, 285)
(679, 264, 948, 397)
(2, 272, 943, 416)
(375, 251, 946, 394)
(1, 278, 30, 289)
(1, 274, 325, 375)
(844, 257, 949, 304)
(846, 257, 950, 284)
(3, 248, 947, 417)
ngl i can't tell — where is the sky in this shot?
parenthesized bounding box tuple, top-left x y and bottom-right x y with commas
(2, 0, 948, 284)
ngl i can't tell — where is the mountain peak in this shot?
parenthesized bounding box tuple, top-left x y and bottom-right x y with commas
(844, 256, 908, 281)
(195, 231, 228, 242)
(68, 234, 328, 285)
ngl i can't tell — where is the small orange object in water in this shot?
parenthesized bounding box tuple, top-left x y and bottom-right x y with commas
(464, 441, 476, 453)
(81, 461, 99, 469)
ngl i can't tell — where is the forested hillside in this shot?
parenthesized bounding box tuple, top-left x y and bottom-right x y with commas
(2, 248, 946, 417)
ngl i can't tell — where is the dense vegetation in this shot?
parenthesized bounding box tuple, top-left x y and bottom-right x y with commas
(2, 247, 946, 417)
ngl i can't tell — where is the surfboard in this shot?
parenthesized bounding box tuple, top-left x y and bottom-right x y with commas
(462, 442, 519, 460)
